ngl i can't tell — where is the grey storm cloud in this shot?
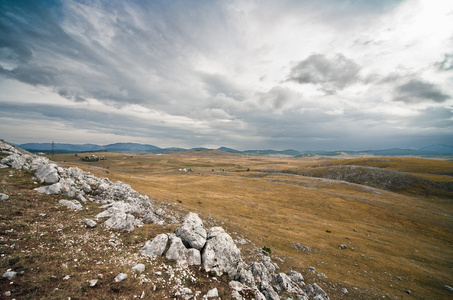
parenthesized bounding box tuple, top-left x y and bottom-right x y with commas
(288, 54, 361, 94)
(394, 79, 450, 103)
(0, 0, 452, 151)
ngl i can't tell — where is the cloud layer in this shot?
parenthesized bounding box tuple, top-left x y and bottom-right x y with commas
(0, 0, 452, 150)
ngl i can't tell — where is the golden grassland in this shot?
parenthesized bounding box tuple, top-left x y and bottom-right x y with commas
(46, 152, 453, 298)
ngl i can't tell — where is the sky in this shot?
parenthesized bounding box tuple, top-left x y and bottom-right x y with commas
(0, 0, 452, 151)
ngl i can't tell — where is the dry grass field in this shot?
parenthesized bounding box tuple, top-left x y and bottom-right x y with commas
(50, 151, 453, 299)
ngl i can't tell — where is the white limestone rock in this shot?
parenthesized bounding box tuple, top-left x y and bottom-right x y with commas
(165, 236, 189, 265)
(140, 233, 169, 257)
(59, 199, 83, 210)
(84, 219, 97, 228)
(114, 273, 127, 282)
(132, 264, 146, 272)
(104, 212, 135, 232)
(202, 227, 242, 277)
(206, 288, 219, 298)
(175, 212, 207, 250)
(34, 164, 60, 184)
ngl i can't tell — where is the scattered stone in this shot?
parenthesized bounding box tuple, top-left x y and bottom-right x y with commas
(339, 244, 347, 249)
(175, 212, 207, 250)
(4, 291, 11, 297)
(89, 279, 98, 287)
(0, 193, 9, 200)
(406, 290, 411, 295)
(114, 273, 127, 282)
(291, 243, 311, 253)
(140, 233, 169, 257)
(83, 218, 97, 228)
(206, 287, 219, 298)
(445, 285, 453, 292)
(132, 264, 146, 272)
(59, 199, 83, 210)
(353, 229, 358, 232)
(341, 287, 348, 294)
(63, 275, 70, 280)
(395, 275, 403, 281)
(175, 287, 193, 299)
(308, 266, 316, 273)
(3, 271, 17, 280)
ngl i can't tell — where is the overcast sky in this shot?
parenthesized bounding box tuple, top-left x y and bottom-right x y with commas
(1, 0, 452, 150)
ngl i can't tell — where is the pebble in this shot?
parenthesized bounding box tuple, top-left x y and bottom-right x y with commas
(132, 264, 145, 272)
(3, 271, 17, 280)
(4, 291, 11, 296)
(115, 273, 128, 282)
(89, 279, 98, 287)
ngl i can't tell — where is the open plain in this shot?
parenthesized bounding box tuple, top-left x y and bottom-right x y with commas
(46, 150, 453, 299)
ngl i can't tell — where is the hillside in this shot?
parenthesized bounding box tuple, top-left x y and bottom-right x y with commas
(0, 140, 333, 299)
(38, 148, 453, 299)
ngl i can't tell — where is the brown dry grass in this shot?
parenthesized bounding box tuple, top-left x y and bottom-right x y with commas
(0, 167, 233, 299)
(49, 152, 453, 299)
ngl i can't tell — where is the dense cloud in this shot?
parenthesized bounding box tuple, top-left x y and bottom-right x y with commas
(394, 79, 450, 103)
(288, 54, 361, 94)
(0, 0, 452, 150)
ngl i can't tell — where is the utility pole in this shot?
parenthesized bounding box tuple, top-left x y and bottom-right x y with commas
(51, 141, 55, 159)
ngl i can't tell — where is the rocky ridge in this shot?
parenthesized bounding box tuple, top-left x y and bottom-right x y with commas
(0, 139, 329, 299)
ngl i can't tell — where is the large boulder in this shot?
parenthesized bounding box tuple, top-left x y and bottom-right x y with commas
(34, 164, 60, 184)
(175, 212, 207, 250)
(140, 233, 169, 257)
(202, 227, 242, 277)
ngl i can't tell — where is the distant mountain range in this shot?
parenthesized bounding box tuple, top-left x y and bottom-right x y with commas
(16, 142, 453, 157)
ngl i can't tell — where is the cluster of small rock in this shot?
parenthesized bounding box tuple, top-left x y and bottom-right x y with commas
(140, 212, 328, 300)
(0, 139, 330, 299)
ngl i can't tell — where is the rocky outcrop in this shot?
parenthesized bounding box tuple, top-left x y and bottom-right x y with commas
(139, 212, 315, 300)
(0, 139, 175, 230)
